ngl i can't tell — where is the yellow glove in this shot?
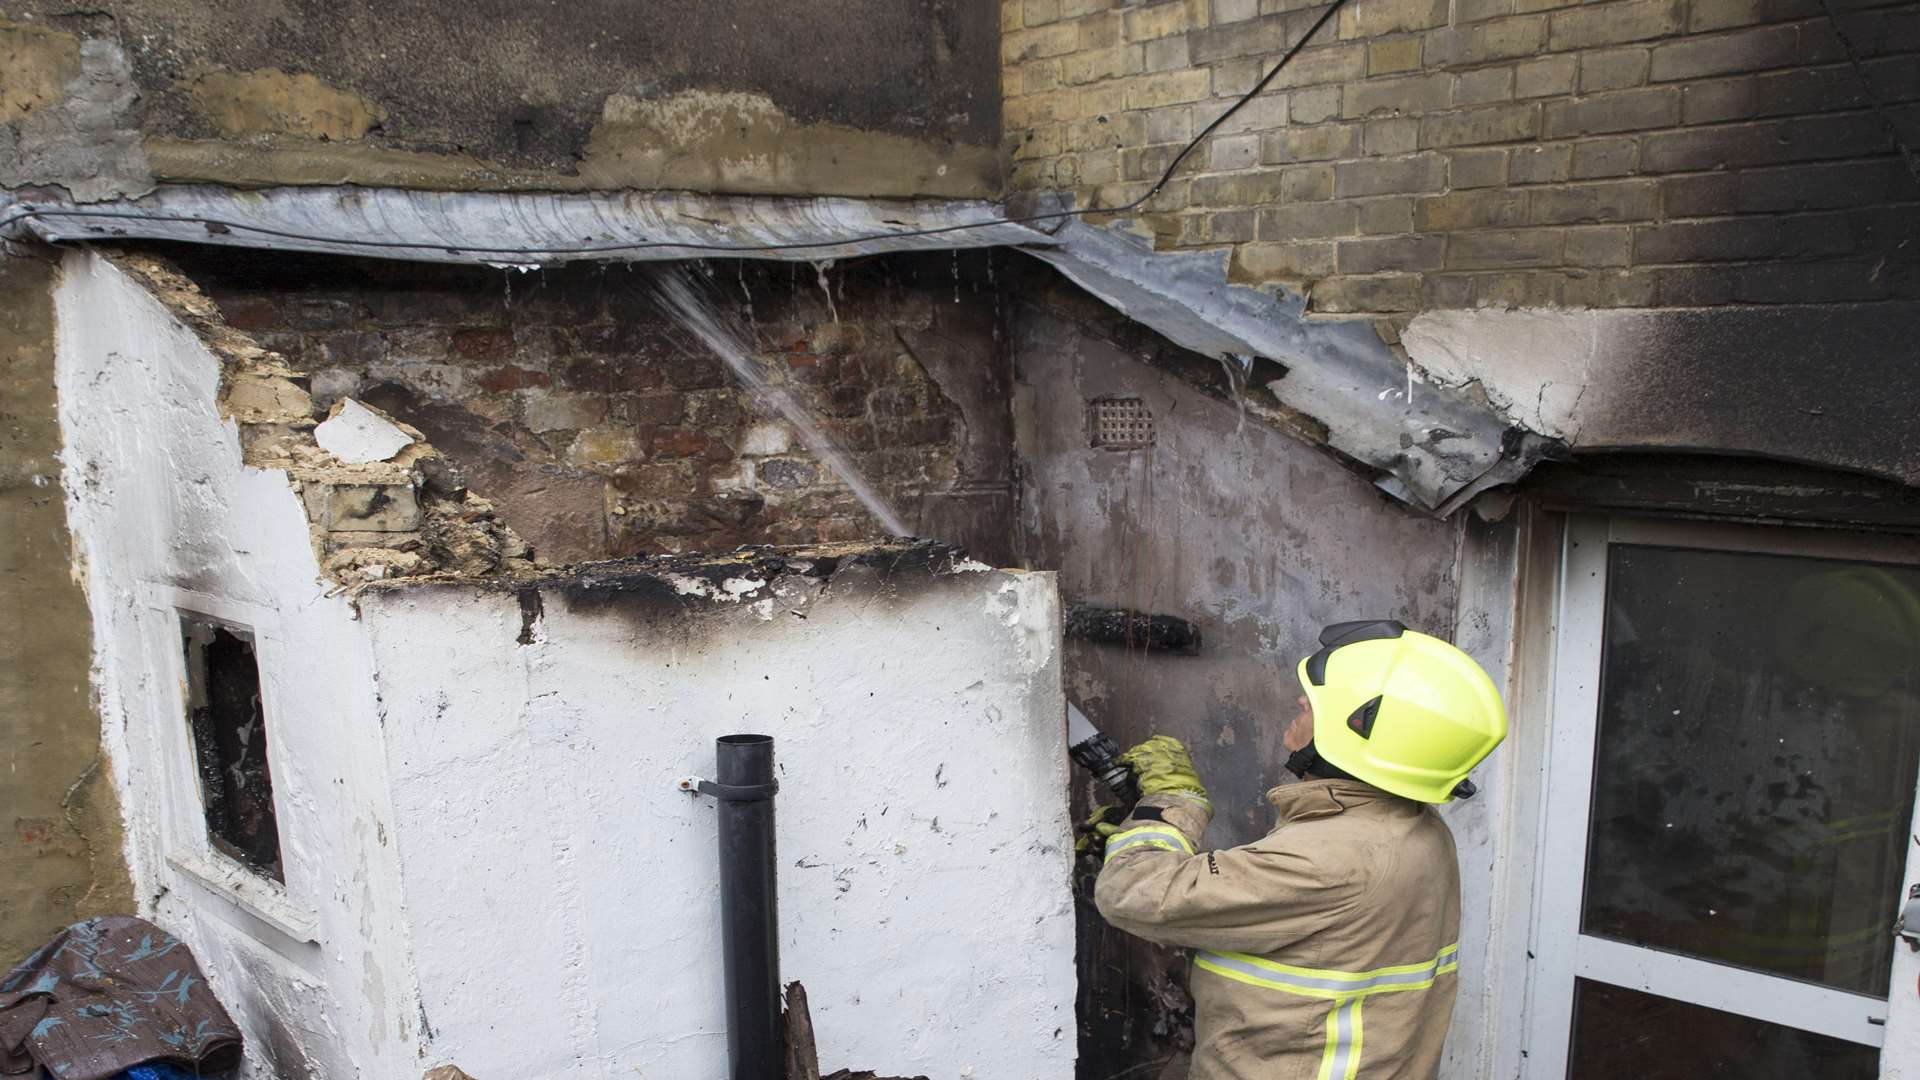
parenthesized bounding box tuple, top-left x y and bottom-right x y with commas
(1075, 805, 1128, 855)
(1119, 735, 1209, 803)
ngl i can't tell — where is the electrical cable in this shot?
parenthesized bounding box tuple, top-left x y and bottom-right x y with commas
(0, 0, 1348, 259)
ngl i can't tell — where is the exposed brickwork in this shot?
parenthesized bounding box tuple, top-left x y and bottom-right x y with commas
(1003, 0, 1920, 314)
(175, 251, 1014, 565)
(109, 253, 538, 586)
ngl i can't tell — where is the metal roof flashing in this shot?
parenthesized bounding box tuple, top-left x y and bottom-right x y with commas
(2, 184, 1529, 512)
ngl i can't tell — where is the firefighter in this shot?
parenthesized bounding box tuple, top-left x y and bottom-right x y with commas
(1087, 620, 1508, 1080)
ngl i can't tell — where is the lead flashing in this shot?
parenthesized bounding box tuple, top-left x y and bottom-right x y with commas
(6, 184, 1529, 511)
(3, 185, 1058, 264)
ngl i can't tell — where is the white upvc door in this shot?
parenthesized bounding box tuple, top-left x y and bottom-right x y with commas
(1525, 515, 1920, 1079)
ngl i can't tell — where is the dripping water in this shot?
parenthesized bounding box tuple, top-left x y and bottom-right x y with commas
(812, 259, 840, 325)
(647, 264, 910, 537)
(1219, 352, 1254, 434)
(736, 260, 756, 331)
(489, 261, 540, 309)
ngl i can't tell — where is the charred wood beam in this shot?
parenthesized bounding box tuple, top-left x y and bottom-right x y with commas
(1064, 602, 1202, 656)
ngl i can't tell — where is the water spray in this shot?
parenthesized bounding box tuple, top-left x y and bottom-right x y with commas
(647, 266, 911, 537)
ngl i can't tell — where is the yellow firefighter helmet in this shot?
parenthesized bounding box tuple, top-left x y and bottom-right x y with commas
(1295, 621, 1508, 804)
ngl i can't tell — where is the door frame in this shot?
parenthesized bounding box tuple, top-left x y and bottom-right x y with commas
(1519, 513, 1920, 1076)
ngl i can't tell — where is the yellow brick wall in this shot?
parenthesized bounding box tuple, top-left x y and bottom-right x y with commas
(1002, 0, 1920, 315)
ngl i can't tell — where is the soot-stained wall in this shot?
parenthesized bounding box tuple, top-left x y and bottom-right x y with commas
(1403, 302, 1920, 489)
(56, 248, 1079, 1079)
(174, 249, 1018, 567)
(1005, 259, 1462, 1075)
(360, 553, 1076, 1080)
(0, 2, 1000, 198)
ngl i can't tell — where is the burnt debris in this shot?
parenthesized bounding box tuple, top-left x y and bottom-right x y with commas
(1064, 602, 1203, 656)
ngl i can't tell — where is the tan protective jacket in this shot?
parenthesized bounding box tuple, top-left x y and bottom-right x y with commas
(1094, 779, 1461, 1080)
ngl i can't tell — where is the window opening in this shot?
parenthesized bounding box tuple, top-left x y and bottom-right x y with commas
(181, 615, 282, 880)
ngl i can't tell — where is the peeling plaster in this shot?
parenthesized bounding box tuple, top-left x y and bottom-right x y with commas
(578, 89, 997, 199)
(0, 17, 151, 200)
(1402, 308, 1601, 440)
(662, 571, 765, 603)
(184, 67, 389, 142)
(0, 18, 80, 114)
(1, 0, 998, 185)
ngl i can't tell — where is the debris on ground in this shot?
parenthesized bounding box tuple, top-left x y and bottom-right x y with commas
(783, 980, 929, 1080)
(784, 981, 819, 1080)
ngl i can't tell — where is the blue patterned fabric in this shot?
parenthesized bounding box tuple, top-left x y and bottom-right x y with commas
(1, 917, 241, 1080)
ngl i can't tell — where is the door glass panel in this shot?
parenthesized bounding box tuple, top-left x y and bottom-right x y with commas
(1569, 979, 1880, 1079)
(1584, 545, 1920, 996)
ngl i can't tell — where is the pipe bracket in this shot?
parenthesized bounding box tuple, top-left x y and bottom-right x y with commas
(679, 776, 780, 802)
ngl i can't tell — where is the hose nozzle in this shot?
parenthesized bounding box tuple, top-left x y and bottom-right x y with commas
(1067, 703, 1140, 806)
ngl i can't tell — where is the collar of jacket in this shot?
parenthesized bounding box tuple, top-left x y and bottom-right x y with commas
(1263, 778, 1393, 823)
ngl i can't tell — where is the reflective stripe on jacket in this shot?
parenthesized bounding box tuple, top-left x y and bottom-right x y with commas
(1094, 778, 1462, 1080)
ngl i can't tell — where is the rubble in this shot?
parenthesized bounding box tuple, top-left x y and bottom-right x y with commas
(314, 398, 415, 463)
(323, 546, 428, 584)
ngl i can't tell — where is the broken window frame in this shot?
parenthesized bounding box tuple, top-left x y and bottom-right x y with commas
(178, 610, 285, 882)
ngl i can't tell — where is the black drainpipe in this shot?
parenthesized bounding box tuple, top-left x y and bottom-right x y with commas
(703, 734, 782, 1079)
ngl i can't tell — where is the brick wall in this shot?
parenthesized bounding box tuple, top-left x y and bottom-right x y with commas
(1002, 0, 1920, 315)
(178, 252, 1013, 565)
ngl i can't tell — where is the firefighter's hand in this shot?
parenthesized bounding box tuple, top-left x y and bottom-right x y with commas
(1120, 735, 1209, 804)
(1075, 805, 1129, 855)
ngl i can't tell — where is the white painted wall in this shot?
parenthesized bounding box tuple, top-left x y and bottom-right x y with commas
(360, 566, 1075, 1079)
(1440, 510, 1555, 1080)
(54, 249, 1077, 1080)
(54, 249, 424, 1080)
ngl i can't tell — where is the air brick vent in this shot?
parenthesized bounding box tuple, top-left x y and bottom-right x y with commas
(1089, 397, 1155, 451)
